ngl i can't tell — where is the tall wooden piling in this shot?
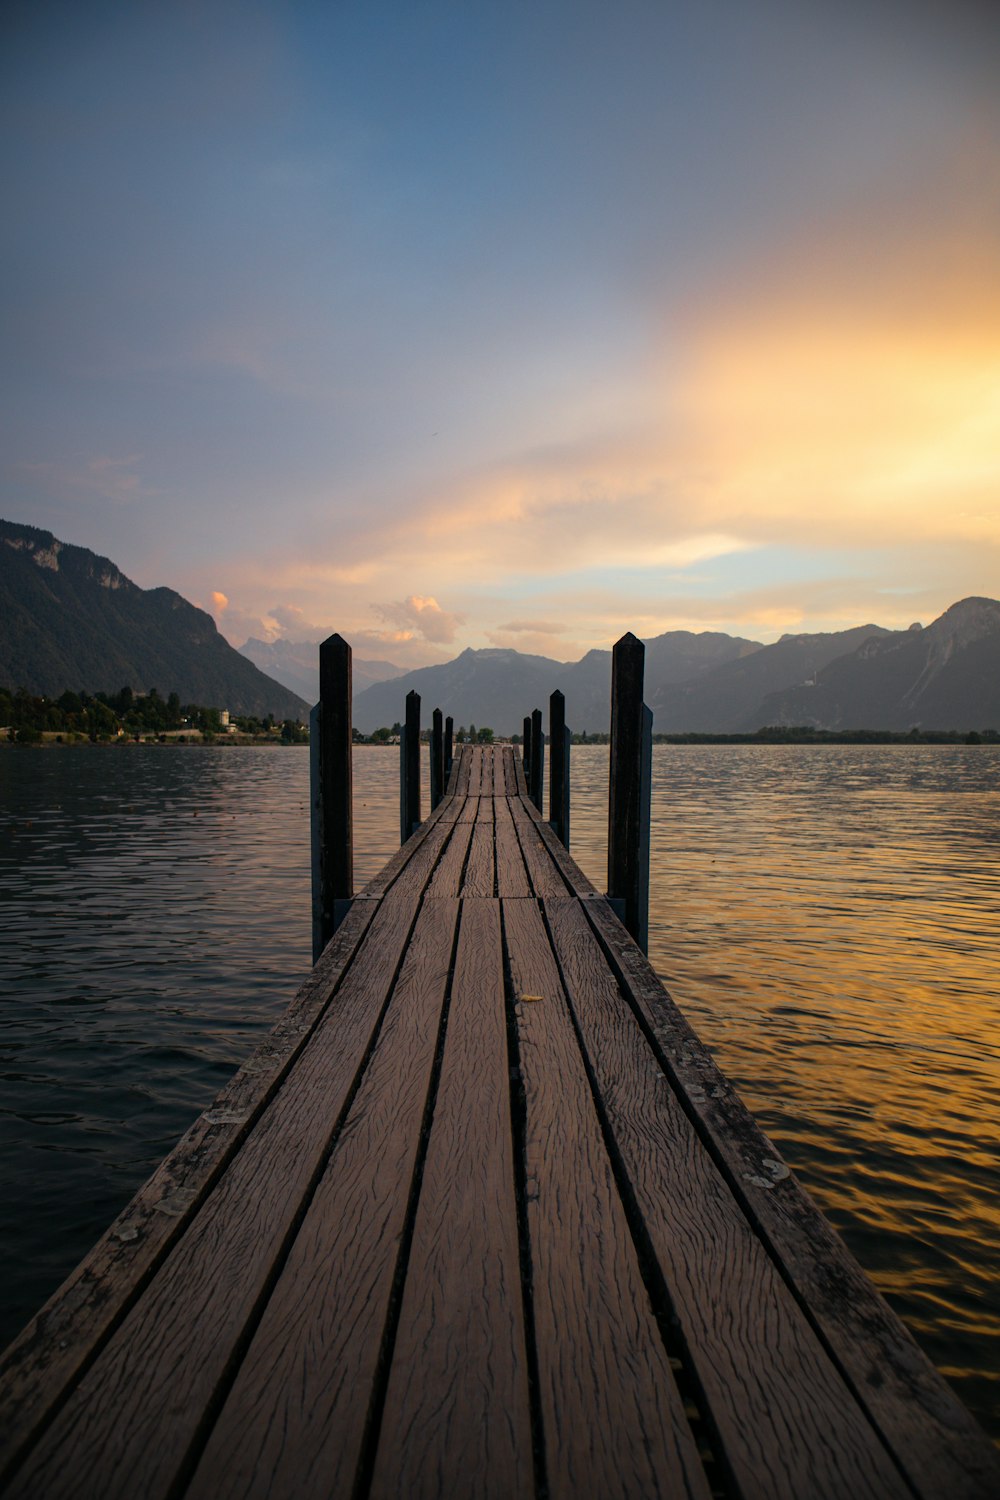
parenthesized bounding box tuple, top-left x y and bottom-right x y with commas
(530, 707, 544, 812)
(522, 715, 532, 783)
(431, 708, 444, 810)
(607, 632, 652, 952)
(444, 716, 454, 783)
(549, 689, 570, 848)
(400, 690, 422, 842)
(311, 632, 353, 962)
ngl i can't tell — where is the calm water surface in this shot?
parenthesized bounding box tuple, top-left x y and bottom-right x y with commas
(1, 743, 997, 1438)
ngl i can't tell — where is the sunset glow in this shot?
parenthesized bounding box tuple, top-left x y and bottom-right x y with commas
(2, 0, 998, 665)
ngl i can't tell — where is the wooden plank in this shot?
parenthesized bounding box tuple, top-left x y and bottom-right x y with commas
(580, 895, 1000, 1500)
(360, 788, 460, 899)
(461, 822, 495, 898)
(379, 812, 462, 902)
(508, 796, 568, 898)
(0, 895, 381, 1489)
(524, 811, 601, 898)
(480, 745, 494, 797)
(501, 745, 517, 796)
(185, 899, 459, 1500)
(494, 796, 532, 898)
(452, 746, 471, 796)
(467, 750, 482, 797)
(424, 819, 476, 898)
(3, 895, 421, 1500)
(369, 900, 533, 1499)
(545, 897, 910, 1500)
(458, 795, 480, 823)
(476, 787, 495, 823)
(502, 899, 711, 1500)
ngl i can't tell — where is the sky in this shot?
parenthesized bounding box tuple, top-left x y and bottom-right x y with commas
(2, 0, 999, 668)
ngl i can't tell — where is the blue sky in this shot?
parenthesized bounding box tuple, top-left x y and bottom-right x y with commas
(3, 0, 999, 665)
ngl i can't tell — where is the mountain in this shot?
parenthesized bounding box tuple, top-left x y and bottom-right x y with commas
(352, 647, 567, 735)
(352, 631, 763, 735)
(0, 520, 309, 719)
(238, 636, 404, 705)
(652, 625, 895, 732)
(755, 598, 1000, 731)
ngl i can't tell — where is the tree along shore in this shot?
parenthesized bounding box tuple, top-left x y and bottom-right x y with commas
(1, 685, 307, 745)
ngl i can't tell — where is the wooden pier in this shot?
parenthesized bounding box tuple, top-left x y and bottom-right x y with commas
(2, 745, 998, 1499)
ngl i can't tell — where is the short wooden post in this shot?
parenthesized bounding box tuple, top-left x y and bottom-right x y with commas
(431, 708, 444, 810)
(607, 632, 651, 953)
(311, 633, 353, 962)
(530, 707, 544, 812)
(444, 716, 454, 783)
(549, 689, 570, 848)
(400, 690, 421, 842)
(522, 715, 532, 783)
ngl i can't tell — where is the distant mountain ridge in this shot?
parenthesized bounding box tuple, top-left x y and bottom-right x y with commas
(354, 601, 1000, 734)
(238, 636, 404, 704)
(1, 520, 308, 718)
(757, 598, 1000, 731)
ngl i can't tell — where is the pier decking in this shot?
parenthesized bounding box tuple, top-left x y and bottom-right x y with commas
(2, 746, 998, 1498)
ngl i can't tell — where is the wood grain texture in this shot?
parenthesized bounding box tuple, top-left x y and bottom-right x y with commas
(579, 894, 1000, 1500)
(369, 900, 533, 1500)
(4, 895, 419, 1500)
(467, 751, 482, 797)
(0, 895, 380, 1488)
(494, 795, 531, 898)
(461, 822, 496, 898)
(509, 797, 569, 898)
(186, 898, 459, 1500)
(424, 818, 475, 898)
(502, 898, 711, 1500)
(453, 746, 471, 796)
(360, 785, 460, 898)
(545, 897, 909, 1500)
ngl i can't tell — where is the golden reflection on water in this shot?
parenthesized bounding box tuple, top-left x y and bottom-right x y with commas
(563, 743, 1000, 1438)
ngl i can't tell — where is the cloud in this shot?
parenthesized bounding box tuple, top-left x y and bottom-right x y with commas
(211, 590, 229, 613)
(373, 595, 465, 644)
(495, 620, 568, 634)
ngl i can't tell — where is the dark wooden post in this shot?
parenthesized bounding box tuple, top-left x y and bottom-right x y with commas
(400, 690, 422, 842)
(444, 716, 454, 784)
(607, 632, 651, 953)
(549, 689, 570, 848)
(522, 714, 532, 784)
(431, 708, 444, 809)
(530, 707, 544, 812)
(311, 633, 353, 962)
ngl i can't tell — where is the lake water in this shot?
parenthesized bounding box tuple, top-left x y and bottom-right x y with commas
(1, 743, 997, 1439)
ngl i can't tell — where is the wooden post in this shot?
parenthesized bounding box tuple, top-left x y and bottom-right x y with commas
(431, 708, 444, 810)
(549, 689, 570, 848)
(607, 632, 651, 953)
(400, 690, 421, 842)
(530, 707, 544, 812)
(522, 715, 532, 783)
(444, 716, 454, 783)
(311, 633, 353, 962)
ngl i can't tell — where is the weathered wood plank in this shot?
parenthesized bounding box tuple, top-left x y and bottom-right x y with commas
(3, 895, 421, 1500)
(545, 897, 910, 1500)
(502, 898, 711, 1500)
(494, 795, 532, 898)
(451, 746, 471, 797)
(423, 818, 476, 898)
(508, 796, 568, 898)
(185, 899, 459, 1500)
(0, 895, 381, 1489)
(476, 786, 495, 823)
(360, 787, 461, 899)
(500, 745, 517, 796)
(369, 900, 533, 1499)
(579, 895, 1000, 1500)
(461, 822, 496, 898)
(467, 749, 482, 797)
